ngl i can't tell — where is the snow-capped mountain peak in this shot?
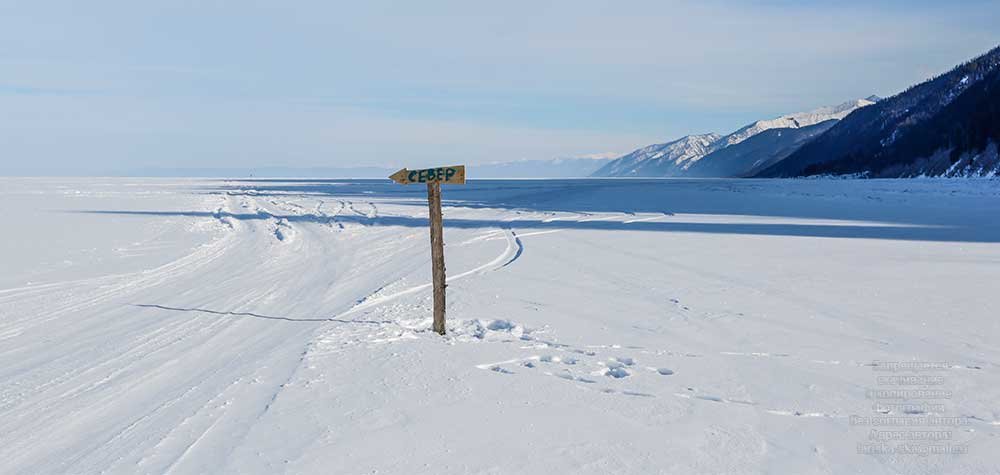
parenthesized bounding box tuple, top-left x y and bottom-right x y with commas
(721, 98, 875, 147)
(592, 98, 876, 178)
(649, 133, 722, 167)
(592, 133, 722, 177)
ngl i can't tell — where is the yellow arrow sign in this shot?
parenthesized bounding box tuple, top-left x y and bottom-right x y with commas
(389, 165, 466, 185)
(387, 164, 466, 335)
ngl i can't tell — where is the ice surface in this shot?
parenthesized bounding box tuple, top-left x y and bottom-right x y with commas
(1, 177, 999, 474)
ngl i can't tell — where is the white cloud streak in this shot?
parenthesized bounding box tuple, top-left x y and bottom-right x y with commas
(0, 0, 998, 172)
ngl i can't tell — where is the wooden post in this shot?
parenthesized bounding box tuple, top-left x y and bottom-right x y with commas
(389, 165, 463, 337)
(427, 181, 447, 335)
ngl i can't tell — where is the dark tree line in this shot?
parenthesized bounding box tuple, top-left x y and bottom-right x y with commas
(759, 45, 1000, 177)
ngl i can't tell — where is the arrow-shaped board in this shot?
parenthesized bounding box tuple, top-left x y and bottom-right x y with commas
(389, 165, 466, 185)
(387, 164, 467, 335)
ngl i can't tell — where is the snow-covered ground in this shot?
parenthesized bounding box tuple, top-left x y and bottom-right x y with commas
(2, 177, 999, 474)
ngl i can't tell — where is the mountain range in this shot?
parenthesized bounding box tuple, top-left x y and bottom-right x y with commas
(596, 45, 1000, 179)
(592, 98, 876, 178)
(758, 46, 1000, 178)
(108, 46, 1000, 181)
(684, 120, 838, 178)
(591, 133, 723, 177)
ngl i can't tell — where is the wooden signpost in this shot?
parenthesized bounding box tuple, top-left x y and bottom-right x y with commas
(389, 165, 466, 335)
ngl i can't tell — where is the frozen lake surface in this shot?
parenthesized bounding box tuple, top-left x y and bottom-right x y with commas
(1, 177, 999, 474)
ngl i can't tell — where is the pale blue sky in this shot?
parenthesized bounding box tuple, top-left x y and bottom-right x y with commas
(2, 0, 998, 174)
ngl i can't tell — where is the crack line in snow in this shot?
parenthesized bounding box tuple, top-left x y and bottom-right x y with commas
(134, 304, 393, 325)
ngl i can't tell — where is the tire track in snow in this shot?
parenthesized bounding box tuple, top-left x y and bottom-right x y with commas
(159, 384, 236, 475)
(12, 279, 318, 471)
(246, 197, 300, 243)
(315, 200, 346, 230)
(501, 230, 523, 268)
(0, 195, 308, 452)
(0, 195, 242, 339)
(1, 190, 417, 473)
(347, 201, 378, 221)
(0, 286, 270, 428)
(120, 318, 318, 473)
(338, 228, 522, 319)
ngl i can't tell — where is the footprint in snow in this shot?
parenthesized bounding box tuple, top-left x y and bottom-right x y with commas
(605, 367, 630, 379)
(612, 357, 636, 366)
(600, 357, 636, 378)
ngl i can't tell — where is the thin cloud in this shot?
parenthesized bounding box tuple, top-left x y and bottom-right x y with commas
(0, 0, 997, 173)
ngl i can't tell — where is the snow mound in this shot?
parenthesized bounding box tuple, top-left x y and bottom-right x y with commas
(449, 319, 534, 341)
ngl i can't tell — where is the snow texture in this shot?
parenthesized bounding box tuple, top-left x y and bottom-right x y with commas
(1, 177, 999, 474)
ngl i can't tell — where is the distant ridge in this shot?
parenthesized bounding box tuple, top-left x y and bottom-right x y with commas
(757, 45, 1000, 178)
(115, 157, 614, 179)
(685, 120, 838, 178)
(592, 98, 874, 177)
(591, 134, 722, 177)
